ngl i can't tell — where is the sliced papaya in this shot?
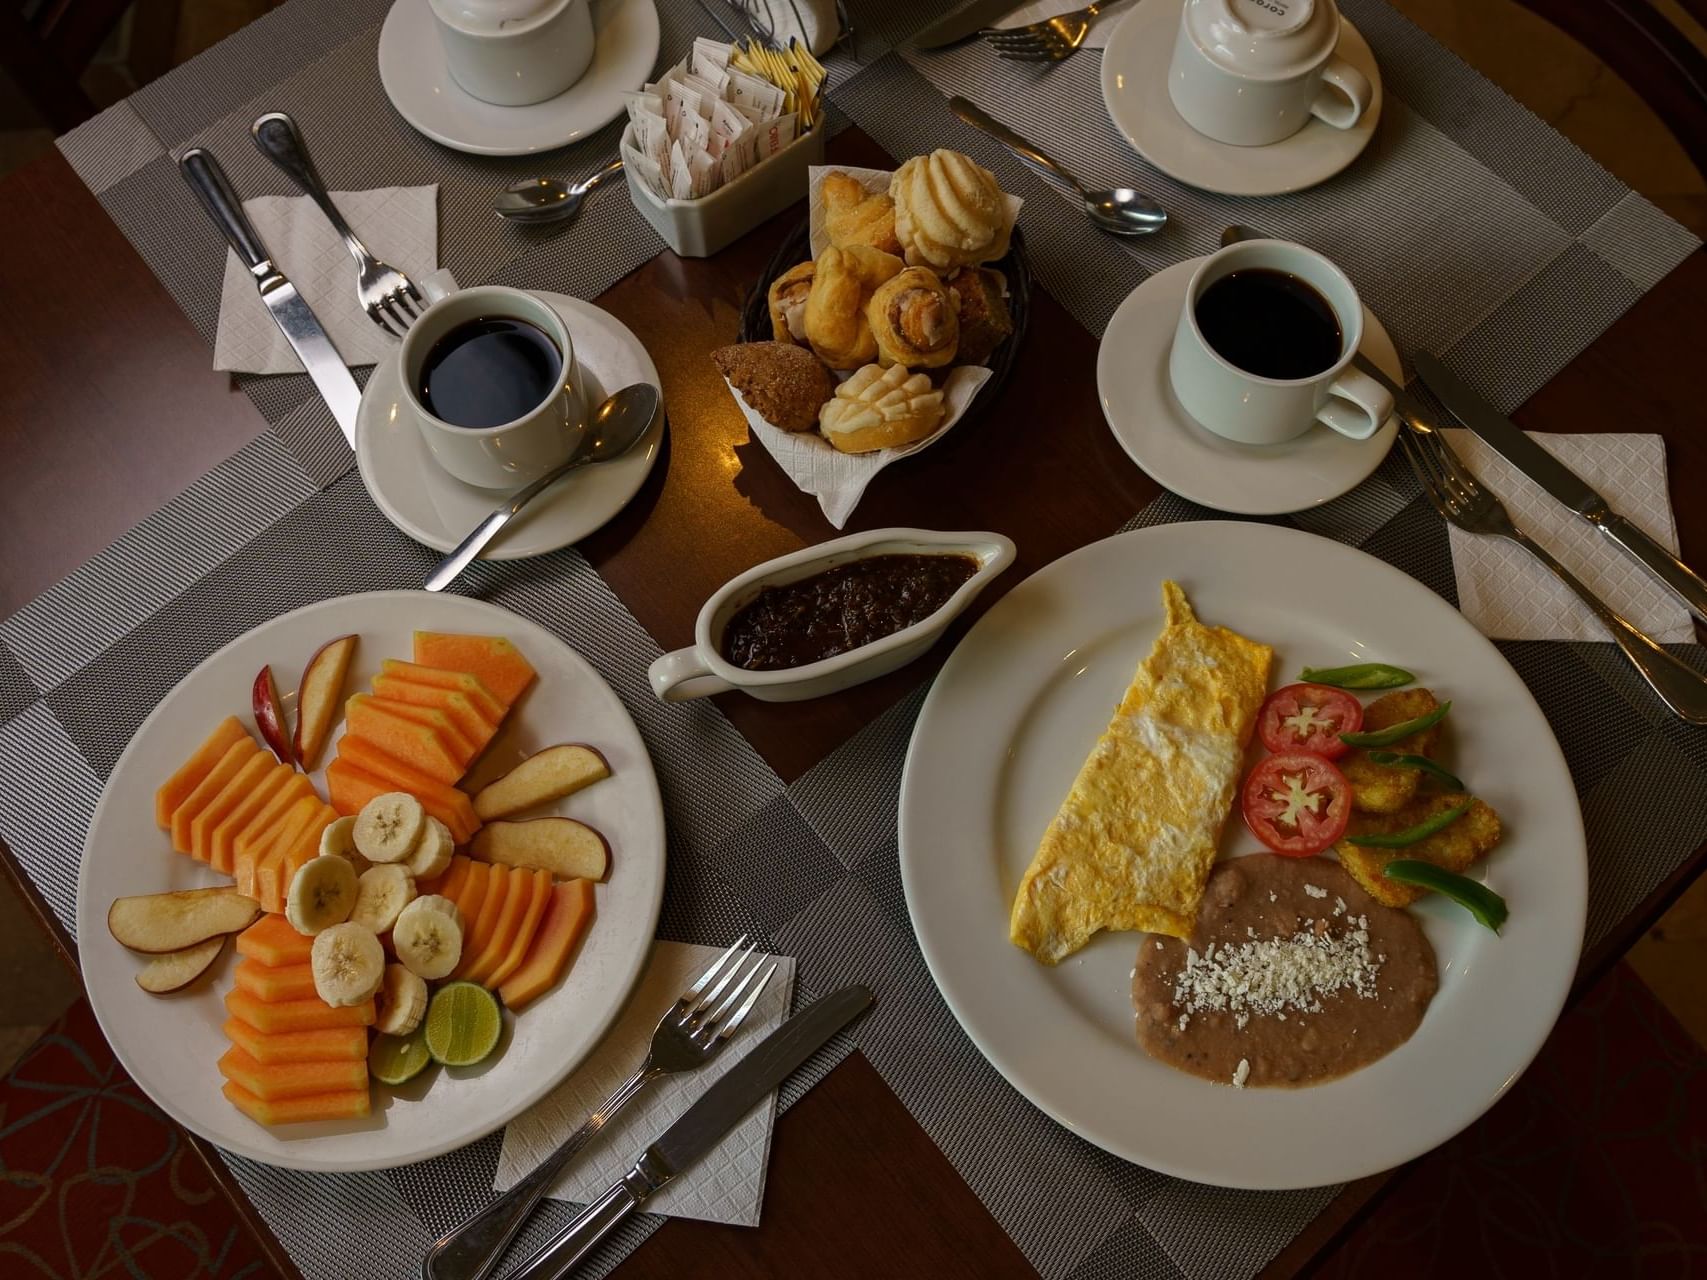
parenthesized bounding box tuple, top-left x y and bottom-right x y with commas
(326, 751, 478, 843)
(234, 774, 316, 894)
(377, 660, 506, 722)
(272, 806, 339, 916)
(498, 879, 594, 1011)
(210, 761, 293, 875)
(222, 1079, 371, 1126)
(455, 863, 512, 983)
(156, 717, 250, 829)
(362, 696, 479, 765)
(486, 868, 553, 990)
(411, 633, 536, 708)
(221, 1018, 367, 1065)
(369, 676, 500, 747)
(235, 914, 314, 967)
(170, 738, 261, 855)
(224, 989, 374, 1034)
(218, 1046, 369, 1101)
(343, 695, 464, 783)
(253, 795, 322, 914)
(233, 957, 318, 1002)
(189, 750, 275, 864)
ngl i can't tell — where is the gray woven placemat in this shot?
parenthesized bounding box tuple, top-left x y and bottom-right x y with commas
(17, 1, 1706, 1277)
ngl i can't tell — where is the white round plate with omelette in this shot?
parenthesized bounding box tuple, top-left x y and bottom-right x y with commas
(899, 522, 1586, 1189)
(74, 591, 665, 1173)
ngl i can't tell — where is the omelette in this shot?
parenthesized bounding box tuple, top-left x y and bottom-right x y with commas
(1009, 581, 1272, 962)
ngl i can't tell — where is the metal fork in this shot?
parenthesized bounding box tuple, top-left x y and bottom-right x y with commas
(421, 938, 777, 1280)
(251, 112, 425, 338)
(1402, 424, 1707, 725)
(985, 2, 1104, 61)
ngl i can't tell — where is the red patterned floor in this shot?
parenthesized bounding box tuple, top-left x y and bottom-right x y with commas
(2, 964, 1703, 1278)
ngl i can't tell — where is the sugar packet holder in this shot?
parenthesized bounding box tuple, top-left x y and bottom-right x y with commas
(724, 370, 993, 528)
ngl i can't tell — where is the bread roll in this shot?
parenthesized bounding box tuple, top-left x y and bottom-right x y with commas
(818, 362, 946, 453)
(892, 150, 1012, 271)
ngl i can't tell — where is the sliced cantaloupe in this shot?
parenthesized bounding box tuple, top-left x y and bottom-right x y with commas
(221, 1018, 367, 1065)
(377, 660, 506, 722)
(362, 696, 479, 765)
(234, 774, 316, 894)
(369, 677, 500, 747)
(485, 868, 553, 990)
(170, 739, 261, 855)
(218, 1046, 369, 1101)
(222, 1079, 371, 1126)
(456, 863, 515, 984)
(233, 957, 318, 1002)
(210, 761, 293, 875)
(224, 989, 374, 1034)
(253, 795, 322, 914)
(326, 753, 478, 844)
(427, 854, 474, 904)
(411, 633, 536, 708)
(188, 750, 275, 864)
(272, 806, 339, 916)
(450, 859, 492, 939)
(236, 914, 314, 967)
(343, 696, 465, 783)
(156, 717, 250, 829)
(498, 879, 594, 1011)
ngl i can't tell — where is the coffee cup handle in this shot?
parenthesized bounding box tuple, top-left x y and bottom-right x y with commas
(648, 648, 734, 702)
(1311, 55, 1372, 131)
(1317, 366, 1393, 440)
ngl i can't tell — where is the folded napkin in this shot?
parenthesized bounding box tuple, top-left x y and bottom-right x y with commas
(990, 0, 1136, 49)
(744, 0, 840, 55)
(1443, 430, 1694, 643)
(495, 941, 796, 1227)
(213, 185, 439, 375)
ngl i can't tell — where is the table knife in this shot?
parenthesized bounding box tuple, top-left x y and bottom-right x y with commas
(1414, 349, 1707, 626)
(509, 984, 874, 1280)
(178, 147, 362, 446)
(913, 0, 1029, 49)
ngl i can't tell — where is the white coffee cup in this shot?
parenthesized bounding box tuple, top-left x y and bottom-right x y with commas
(428, 0, 594, 107)
(1168, 239, 1393, 446)
(1167, 0, 1372, 147)
(398, 286, 589, 490)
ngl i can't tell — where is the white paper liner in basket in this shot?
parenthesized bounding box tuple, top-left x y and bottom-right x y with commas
(729, 164, 1024, 528)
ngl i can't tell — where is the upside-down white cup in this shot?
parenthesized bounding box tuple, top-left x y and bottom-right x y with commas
(1168, 239, 1393, 445)
(398, 286, 589, 490)
(1167, 0, 1372, 147)
(428, 0, 595, 107)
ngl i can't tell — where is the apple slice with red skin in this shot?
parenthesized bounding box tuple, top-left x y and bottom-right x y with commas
(293, 634, 358, 768)
(253, 665, 295, 767)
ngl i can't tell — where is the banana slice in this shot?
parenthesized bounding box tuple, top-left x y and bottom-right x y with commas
(394, 895, 463, 980)
(350, 864, 416, 935)
(373, 962, 429, 1037)
(405, 817, 455, 881)
(284, 854, 359, 936)
(319, 815, 372, 875)
(354, 792, 426, 864)
(310, 922, 384, 1007)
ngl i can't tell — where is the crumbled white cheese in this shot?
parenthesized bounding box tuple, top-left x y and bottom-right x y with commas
(1232, 1058, 1250, 1089)
(1155, 941, 1164, 951)
(1304, 883, 1328, 899)
(1269, 891, 1278, 902)
(1235, 1013, 1249, 1030)
(1334, 896, 1347, 917)
(1129, 968, 1137, 980)
(1177, 1013, 1190, 1032)
(1170, 920, 1383, 1020)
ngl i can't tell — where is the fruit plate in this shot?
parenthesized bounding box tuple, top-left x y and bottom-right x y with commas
(73, 591, 666, 1173)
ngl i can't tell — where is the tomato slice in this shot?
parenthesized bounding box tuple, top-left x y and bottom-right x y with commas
(1242, 752, 1353, 856)
(1257, 683, 1363, 760)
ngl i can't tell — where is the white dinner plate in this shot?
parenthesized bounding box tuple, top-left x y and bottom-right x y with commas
(899, 522, 1586, 1189)
(74, 591, 666, 1172)
(356, 293, 663, 558)
(378, 0, 660, 156)
(1100, 0, 1382, 197)
(1098, 258, 1399, 514)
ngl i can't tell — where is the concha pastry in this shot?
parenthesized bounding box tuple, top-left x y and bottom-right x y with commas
(866, 267, 958, 369)
(803, 245, 904, 369)
(822, 171, 903, 255)
(818, 362, 946, 453)
(892, 149, 1012, 271)
(767, 261, 815, 345)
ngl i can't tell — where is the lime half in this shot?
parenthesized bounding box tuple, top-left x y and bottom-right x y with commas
(370, 1026, 432, 1085)
(424, 981, 502, 1067)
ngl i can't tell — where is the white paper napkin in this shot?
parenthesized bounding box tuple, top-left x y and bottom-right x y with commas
(990, 0, 1137, 49)
(1443, 430, 1694, 643)
(495, 941, 796, 1227)
(746, 0, 840, 55)
(213, 185, 439, 374)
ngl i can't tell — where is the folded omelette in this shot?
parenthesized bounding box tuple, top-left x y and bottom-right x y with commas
(1010, 581, 1272, 962)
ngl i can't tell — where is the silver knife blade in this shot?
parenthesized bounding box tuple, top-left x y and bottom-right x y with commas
(913, 0, 1029, 48)
(1415, 349, 1707, 625)
(259, 277, 362, 444)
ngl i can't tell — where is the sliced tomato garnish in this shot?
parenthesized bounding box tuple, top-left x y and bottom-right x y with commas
(1257, 683, 1364, 760)
(1241, 752, 1352, 856)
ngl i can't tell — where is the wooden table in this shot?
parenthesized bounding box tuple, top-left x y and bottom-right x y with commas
(3, 77, 1704, 1280)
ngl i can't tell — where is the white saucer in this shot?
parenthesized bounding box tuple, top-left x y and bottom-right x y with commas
(1096, 258, 1399, 515)
(378, 0, 660, 156)
(1100, 0, 1382, 197)
(356, 292, 663, 557)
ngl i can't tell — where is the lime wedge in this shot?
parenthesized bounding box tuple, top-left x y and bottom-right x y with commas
(369, 1027, 432, 1085)
(424, 981, 503, 1067)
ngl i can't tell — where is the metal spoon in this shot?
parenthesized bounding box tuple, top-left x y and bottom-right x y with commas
(494, 157, 625, 224)
(947, 96, 1167, 237)
(424, 383, 660, 592)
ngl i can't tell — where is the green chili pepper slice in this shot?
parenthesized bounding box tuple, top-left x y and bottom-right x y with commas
(1339, 700, 1451, 748)
(1346, 799, 1473, 848)
(1298, 663, 1415, 689)
(1382, 860, 1509, 933)
(1366, 751, 1464, 792)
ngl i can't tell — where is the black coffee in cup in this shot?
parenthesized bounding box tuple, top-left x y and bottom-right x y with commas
(1195, 269, 1343, 381)
(417, 317, 563, 429)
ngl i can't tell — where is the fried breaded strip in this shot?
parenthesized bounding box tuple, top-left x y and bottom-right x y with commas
(1342, 688, 1444, 814)
(1336, 792, 1502, 907)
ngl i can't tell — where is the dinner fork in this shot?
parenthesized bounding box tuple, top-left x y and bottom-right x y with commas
(985, 1, 1104, 61)
(1402, 424, 1707, 725)
(251, 112, 426, 338)
(420, 937, 776, 1280)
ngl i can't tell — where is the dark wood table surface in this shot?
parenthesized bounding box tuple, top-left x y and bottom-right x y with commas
(2, 106, 1704, 1280)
